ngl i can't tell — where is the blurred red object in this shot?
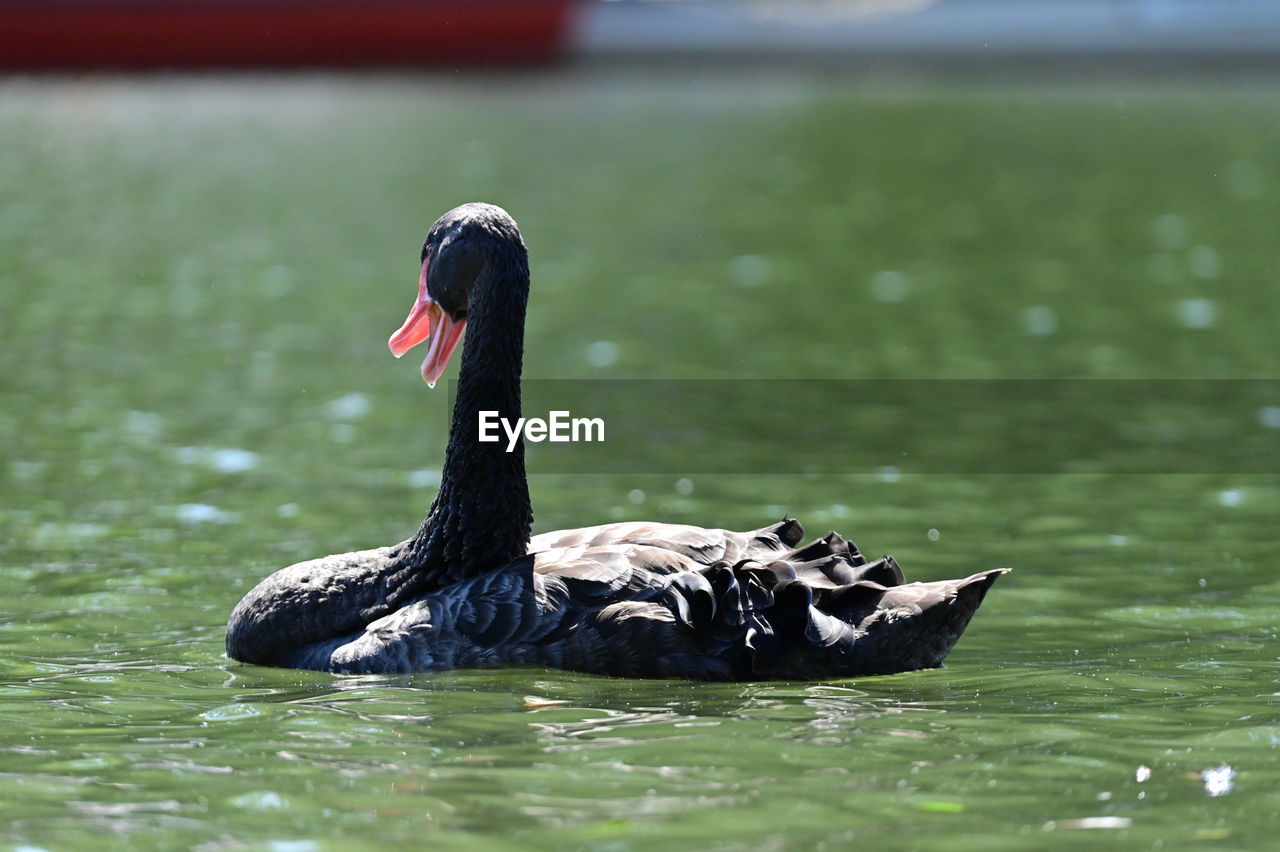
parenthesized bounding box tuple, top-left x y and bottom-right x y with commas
(0, 0, 575, 69)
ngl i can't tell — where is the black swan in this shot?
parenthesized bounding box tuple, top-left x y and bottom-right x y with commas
(226, 203, 1006, 679)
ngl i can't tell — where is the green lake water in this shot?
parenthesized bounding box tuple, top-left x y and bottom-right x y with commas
(1, 72, 1278, 850)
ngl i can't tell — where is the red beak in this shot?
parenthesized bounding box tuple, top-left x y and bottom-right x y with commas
(387, 257, 467, 388)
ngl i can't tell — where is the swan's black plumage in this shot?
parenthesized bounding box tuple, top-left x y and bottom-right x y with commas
(226, 202, 1007, 679)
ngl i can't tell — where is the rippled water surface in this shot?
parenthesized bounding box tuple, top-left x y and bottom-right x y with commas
(2, 73, 1278, 850)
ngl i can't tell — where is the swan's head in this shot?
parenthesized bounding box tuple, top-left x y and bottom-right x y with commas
(387, 202, 524, 387)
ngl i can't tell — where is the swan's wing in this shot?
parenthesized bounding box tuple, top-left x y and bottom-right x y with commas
(280, 520, 1008, 680)
(523, 529, 1007, 680)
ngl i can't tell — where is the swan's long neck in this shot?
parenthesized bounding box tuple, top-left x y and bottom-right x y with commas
(409, 243, 532, 586)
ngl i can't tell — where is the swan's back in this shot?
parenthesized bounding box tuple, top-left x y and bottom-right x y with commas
(528, 518, 802, 565)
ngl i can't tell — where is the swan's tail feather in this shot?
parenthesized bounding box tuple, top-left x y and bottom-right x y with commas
(821, 568, 1010, 675)
(665, 553, 1008, 679)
